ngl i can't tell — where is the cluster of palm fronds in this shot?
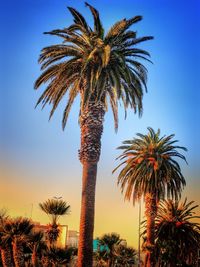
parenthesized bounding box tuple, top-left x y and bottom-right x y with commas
(94, 233, 137, 267)
(140, 198, 200, 266)
(153, 199, 200, 266)
(114, 128, 200, 266)
(0, 199, 76, 267)
(0, 215, 77, 267)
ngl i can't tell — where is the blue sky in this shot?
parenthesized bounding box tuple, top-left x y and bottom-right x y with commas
(0, 0, 199, 246)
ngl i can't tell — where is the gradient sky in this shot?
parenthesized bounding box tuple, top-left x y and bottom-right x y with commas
(0, 0, 200, 248)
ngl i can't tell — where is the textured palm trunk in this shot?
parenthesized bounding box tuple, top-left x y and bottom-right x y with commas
(12, 239, 25, 267)
(41, 255, 50, 267)
(31, 245, 38, 267)
(1, 246, 14, 267)
(144, 193, 157, 267)
(77, 102, 105, 267)
(47, 223, 60, 247)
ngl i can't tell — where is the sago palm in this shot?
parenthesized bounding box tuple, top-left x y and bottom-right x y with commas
(155, 198, 200, 266)
(113, 127, 187, 267)
(34, 3, 153, 266)
(39, 198, 70, 246)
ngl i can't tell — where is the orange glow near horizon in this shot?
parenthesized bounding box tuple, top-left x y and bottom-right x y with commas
(1, 161, 200, 249)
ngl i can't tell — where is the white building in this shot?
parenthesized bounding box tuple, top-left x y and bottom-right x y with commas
(66, 230, 79, 247)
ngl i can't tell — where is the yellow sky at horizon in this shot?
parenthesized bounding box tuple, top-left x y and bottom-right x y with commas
(1, 159, 200, 249)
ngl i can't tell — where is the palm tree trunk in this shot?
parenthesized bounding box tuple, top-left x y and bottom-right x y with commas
(31, 245, 38, 267)
(1, 246, 14, 267)
(144, 193, 157, 267)
(77, 102, 105, 267)
(41, 255, 50, 267)
(12, 239, 25, 267)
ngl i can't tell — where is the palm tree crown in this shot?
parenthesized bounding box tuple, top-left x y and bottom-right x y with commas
(39, 199, 70, 225)
(34, 2, 153, 130)
(1, 217, 34, 243)
(155, 198, 200, 265)
(113, 127, 187, 203)
(97, 233, 123, 267)
(1, 217, 34, 267)
(39, 199, 70, 245)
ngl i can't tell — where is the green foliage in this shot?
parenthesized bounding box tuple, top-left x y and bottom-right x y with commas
(113, 127, 187, 203)
(39, 199, 70, 245)
(154, 199, 200, 266)
(44, 246, 78, 266)
(34, 3, 153, 130)
(0, 217, 34, 244)
(95, 233, 136, 267)
(0, 214, 78, 266)
(115, 245, 137, 266)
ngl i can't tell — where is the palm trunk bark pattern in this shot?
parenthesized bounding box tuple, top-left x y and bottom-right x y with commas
(1, 246, 14, 267)
(31, 246, 38, 267)
(12, 239, 25, 267)
(144, 193, 157, 267)
(77, 102, 105, 267)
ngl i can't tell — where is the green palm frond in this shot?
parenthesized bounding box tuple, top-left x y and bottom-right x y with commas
(67, 7, 89, 33)
(85, 2, 104, 38)
(35, 3, 153, 130)
(154, 199, 200, 264)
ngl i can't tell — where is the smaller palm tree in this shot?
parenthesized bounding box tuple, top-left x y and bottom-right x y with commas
(94, 250, 108, 267)
(113, 127, 187, 267)
(44, 246, 77, 266)
(155, 198, 200, 266)
(115, 245, 137, 266)
(28, 230, 46, 267)
(1, 217, 34, 267)
(97, 233, 122, 267)
(39, 199, 70, 246)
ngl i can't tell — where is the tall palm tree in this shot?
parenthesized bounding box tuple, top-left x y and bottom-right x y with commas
(113, 128, 187, 267)
(1, 217, 34, 267)
(34, 3, 153, 266)
(39, 199, 70, 246)
(155, 198, 200, 266)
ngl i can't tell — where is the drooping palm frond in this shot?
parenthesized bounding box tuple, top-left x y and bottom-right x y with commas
(0, 217, 34, 250)
(113, 127, 187, 203)
(154, 199, 200, 265)
(85, 2, 104, 38)
(35, 3, 153, 130)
